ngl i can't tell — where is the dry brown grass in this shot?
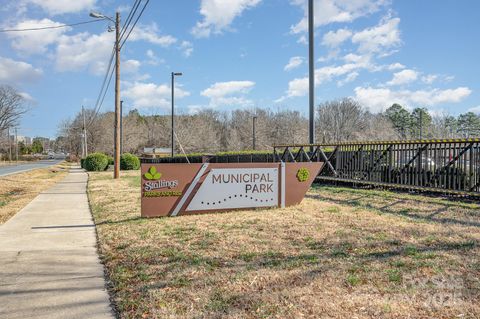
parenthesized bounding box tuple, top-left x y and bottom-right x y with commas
(0, 163, 69, 224)
(88, 170, 480, 319)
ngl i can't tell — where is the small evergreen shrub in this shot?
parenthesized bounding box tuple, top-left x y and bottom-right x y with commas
(120, 153, 140, 170)
(84, 153, 109, 171)
(80, 158, 86, 169)
(107, 156, 114, 166)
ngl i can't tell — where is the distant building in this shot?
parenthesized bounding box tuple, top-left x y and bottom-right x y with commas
(142, 147, 172, 158)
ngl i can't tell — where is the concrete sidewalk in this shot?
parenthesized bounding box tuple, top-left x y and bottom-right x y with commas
(0, 167, 114, 319)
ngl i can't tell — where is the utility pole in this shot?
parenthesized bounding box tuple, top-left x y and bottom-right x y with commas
(120, 100, 123, 155)
(7, 126, 11, 162)
(252, 115, 257, 150)
(82, 105, 88, 157)
(114, 11, 121, 179)
(308, 0, 315, 148)
(15, 127, 18, 162)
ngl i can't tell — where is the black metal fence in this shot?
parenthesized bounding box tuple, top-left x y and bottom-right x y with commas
(273, 139, 480, 195)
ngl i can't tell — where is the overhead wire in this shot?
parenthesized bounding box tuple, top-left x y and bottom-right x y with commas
(0, 19, 103, 32)
(119, 0, 141, 42)
(120, 0, 150, 49)
(86, 0, 142, 128)
(86, 47, 115, 128)
(86, 0, 150, 128)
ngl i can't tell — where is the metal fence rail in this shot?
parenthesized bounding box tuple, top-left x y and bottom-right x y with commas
(273, 138, 480, 195)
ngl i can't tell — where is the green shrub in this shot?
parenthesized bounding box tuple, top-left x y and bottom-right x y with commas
(120, 153, 140, 170)
(80, 158, 86, 169)
(84, 153, 109, 171)
(107, 156, 114, 166)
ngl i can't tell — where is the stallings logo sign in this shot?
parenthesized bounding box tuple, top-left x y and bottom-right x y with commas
(143, 166, 179, 191)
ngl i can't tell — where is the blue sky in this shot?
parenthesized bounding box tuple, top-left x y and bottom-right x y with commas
(1, 0, 479, 138)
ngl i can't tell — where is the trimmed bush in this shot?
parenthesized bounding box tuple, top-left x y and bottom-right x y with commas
(120, 153, 140, 170)
(107, 156, 114, 166)
(84, 153, 109, 171)
(80, 158, 86, 169)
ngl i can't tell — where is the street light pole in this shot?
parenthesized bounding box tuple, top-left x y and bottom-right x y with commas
(15, 127, 18, 162)
(308, 0, 315, 147)
(252, 115, 257, 150)
(114, 11, 121, 178)
(82, 105, 88, 157)
(7, 126, 11, 162)
(171, 72, 182, 157)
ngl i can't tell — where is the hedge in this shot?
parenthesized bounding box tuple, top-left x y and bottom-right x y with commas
(84, 153, 109, 171)
(120, 153, 140, 170)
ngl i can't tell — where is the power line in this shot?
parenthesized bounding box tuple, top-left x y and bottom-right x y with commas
(119, 0, 141, 42)
(86, 49, 115, 128)
(120, 0, 150, 49)
(0, 19, 103, 33)
(86, 0, 149, 128)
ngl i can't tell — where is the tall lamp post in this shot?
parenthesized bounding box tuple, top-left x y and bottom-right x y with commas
(252, 115, 257, 150)
(171, 72, 182, 157)
(90, 11, 121, 179)
(308, 0, 315, 148)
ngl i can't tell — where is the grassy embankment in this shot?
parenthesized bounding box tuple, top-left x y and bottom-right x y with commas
(0, 162, 70, 224)
(88, 170, 480, 318)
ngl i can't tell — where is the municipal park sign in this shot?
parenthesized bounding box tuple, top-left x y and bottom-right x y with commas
(141, 162, 323, 217)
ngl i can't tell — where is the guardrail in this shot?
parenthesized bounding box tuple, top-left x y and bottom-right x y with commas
(273, 138, 480, 196)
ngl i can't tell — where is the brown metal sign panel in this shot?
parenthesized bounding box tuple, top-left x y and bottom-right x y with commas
(140, 162, 323, 217)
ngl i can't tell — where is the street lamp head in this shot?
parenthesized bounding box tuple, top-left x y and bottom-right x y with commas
(173, 72, 183, 76)
(89, 11, 105, 19)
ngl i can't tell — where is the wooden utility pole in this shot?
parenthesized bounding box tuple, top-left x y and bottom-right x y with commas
(114, 11, 121, 178)
(120, 100, 123, 155)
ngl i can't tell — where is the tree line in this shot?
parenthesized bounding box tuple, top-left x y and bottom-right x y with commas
(57, 98, 480, 157)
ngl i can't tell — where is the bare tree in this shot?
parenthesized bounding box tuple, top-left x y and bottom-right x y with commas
(316, 98, 368, 142)
(0, 85, 28, 131)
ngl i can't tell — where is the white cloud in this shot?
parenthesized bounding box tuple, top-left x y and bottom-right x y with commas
(28, 0, 96, 15)
(180, 41, 194, 57)
(191, 0, 261, 38)
(284, 56, 304, 71)
(297, 35, 308, 45)
(0, 56, 42, 85)
(387, 62, 405, 70)
(123, 59, 141, 74)
(6, 19, 69, 54)
(145, 49, 164, 66)
(123, 82, 190, 108)
(201, 80, 255, 107)
(468, 106, 480, 114)
(421, 74, 437, 84)
(351, 16, 401, 54)
(321, 28, 352, 47)
(354, 86, 472, 113)
(280, 55, 376, 98)
(55, 31, 114, 75)
(128, 24, 177, 47)
(290, 0, 387, 34)
(386, 69, 418, 86)
(337, 71, 358, 86)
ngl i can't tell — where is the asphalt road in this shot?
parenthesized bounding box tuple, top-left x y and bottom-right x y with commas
(0, 159, 64, 177)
